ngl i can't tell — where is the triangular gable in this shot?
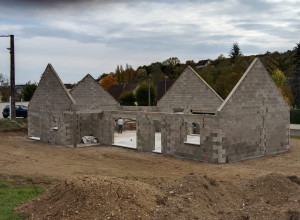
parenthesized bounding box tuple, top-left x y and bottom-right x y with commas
(218, 58, 290, 112)
(70, 74, 118, 107)
(29, 64, 75, 110)
(157, 66, 223, 112)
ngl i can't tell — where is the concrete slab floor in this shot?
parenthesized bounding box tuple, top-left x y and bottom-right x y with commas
(113, 130, 162, 153)
(113, 131, 202, 153)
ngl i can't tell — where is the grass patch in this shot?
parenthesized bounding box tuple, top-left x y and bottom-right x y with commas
(291, 135, 300, 140)
(0, 179, 44, 220)
(0, 118, 27, 131)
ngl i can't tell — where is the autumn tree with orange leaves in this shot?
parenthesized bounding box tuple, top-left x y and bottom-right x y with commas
(100, 74, 118, 90)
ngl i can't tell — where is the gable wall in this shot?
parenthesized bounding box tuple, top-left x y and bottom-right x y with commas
(157, 67, 223, 113)
(28, 65, 74, 144)
(217, 59, 290, 162)
(70, 75, 119, 110)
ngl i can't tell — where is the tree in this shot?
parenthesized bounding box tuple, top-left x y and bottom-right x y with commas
(0, 73, 9, 102)
(163, 57, 180, 66)
(133, 68, 148, 83)
(119, 90, 136, 106)
(22, 81, 37, 101)
(100, 74, 118, 90)
(293, 42, 300, 77)
(271, 68, 294, 106)
(229, 42, 242, 63)
(135, 81, 157, 106)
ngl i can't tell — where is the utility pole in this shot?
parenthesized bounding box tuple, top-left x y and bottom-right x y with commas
(0, 34, 15, 120)
(9, 35, 15, 120)
(148, 78, 151, 106)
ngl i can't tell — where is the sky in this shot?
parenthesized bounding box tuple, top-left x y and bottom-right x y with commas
(0, 0, 299, 84)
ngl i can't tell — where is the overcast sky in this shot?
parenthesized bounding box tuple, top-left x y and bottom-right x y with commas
(0, 0, 299, 84)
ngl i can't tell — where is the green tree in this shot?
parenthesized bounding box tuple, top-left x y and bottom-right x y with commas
(135, 81, 157, 106)
(119, 90, 136, 106)
(163, 57, 180, 66)
(293, 42, 300, 77)
(229, 42, 242, 63)
(22, 81, 37, 101)
(133, 68, 148, 83)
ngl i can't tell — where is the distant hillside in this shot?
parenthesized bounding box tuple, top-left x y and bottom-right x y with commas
(99, 44, 299, 106)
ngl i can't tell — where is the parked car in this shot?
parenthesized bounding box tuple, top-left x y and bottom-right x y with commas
(2, 105, 28, 118)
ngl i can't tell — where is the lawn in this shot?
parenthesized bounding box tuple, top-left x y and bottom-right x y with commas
(0, 179, 44, 220)
(291, 135, 300, 140)
(0, 118, 27, 131)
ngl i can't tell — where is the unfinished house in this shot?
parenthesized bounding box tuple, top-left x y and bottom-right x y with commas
(28, 58, 290, 163)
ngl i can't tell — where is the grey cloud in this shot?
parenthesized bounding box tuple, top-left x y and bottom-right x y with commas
(20, 26, 105, 43)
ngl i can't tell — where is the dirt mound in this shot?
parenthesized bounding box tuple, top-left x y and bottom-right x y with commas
(154, 173, 300, 220)
(222, 173, 300, 220)
(16, 176, 163, 220)
(16, 173, 300, 220)
(153, 174, 245, 219)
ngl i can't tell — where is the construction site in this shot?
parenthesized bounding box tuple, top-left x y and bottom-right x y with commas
(28, 58, 289, 163)
(0, 58, 299, 219)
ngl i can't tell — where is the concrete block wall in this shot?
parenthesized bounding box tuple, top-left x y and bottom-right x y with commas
(217, 58, 290, 162)
(28, 60, 289, 164)
(28, 112, 40, 138)
(70, 74, 119, 110)
(74, 112, 103, 144)
(157, 66, 223, 113)
(28, 64, 75, 145)
(100, 111, 115, 145)
(120, 106, 158, 112)
(62, 112, 75, 145)
(136, 114, 155, 152)
(160, 114, 219, 163)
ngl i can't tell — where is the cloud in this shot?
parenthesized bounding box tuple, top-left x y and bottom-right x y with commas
(0, 0, 299, 84)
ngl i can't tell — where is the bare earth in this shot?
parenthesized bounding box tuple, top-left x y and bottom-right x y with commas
(1, 131, 300, 219)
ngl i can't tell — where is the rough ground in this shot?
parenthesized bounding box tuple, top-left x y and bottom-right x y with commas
(0, 131, 300, 219)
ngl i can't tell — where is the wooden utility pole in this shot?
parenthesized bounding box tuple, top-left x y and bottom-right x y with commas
(10, 35, 16, 120)
(0, 34, 15, 120)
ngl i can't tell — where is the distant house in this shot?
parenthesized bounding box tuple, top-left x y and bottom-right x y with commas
(107, 83, 138, 101)
(108, 81, 175, 103)
(15, 85, 26, 95)
(156, 79, 175, 101)
(196, 59, 211, 69)
(64, 84, 74, 92)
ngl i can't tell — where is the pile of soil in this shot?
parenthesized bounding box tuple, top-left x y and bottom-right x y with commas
(16, 176, 163, 220)
(16, 173, 300, 220)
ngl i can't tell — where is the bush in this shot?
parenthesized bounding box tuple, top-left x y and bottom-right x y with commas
(135, 81, 157, 106)
(290, 109, 300, 124)
(119, 90, 136, 106)
(22, 82, 37, 101)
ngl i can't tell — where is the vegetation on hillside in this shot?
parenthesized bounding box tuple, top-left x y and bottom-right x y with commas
(97, 42, 299, 106)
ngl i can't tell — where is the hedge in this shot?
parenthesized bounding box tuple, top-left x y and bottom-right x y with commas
(290, 109, 300, 124)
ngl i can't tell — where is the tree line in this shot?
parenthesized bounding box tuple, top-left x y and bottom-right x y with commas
(99, 42, 300, 106)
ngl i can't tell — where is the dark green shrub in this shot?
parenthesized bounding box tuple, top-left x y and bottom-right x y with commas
(119, 90, 136, 106)
(135, 81, 157, 106)
(290, 109, 300, 124)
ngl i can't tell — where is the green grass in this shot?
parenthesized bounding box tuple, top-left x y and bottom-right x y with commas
(0, 118, 27, 131)
(0, 179, 44, 220)
(291, 135, 300, 140)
